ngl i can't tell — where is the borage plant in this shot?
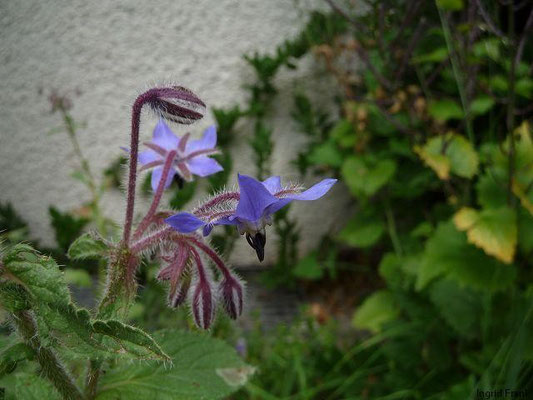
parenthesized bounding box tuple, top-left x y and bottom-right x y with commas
(0, 85, 335, 400)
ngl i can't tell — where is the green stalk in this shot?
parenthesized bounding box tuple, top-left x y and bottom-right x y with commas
(60, 107, 107, 236)
(13, 310, 85, 400)
(437, 4, 474, 143)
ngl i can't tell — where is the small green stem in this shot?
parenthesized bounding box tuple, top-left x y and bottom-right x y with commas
(60, 107, 107, 236)
(13, 310, 85, 400)
(437, 4, 474, 144)
(384, 199, 402, 256)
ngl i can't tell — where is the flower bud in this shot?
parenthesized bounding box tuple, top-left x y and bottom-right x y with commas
(148, 86, 206, 125)
(168, 275, 191, 308)
(219, 275, 244, 320)
(191, 277, 215, 329)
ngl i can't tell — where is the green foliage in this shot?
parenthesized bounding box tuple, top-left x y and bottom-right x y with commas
(96, 330, 252, 400)
(352, 290, 400, 333)
(2, 244, 71, 306)
(67, 232, 108, 260)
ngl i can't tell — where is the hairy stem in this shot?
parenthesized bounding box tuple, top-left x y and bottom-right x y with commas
(13, 310, 85, 400)
(130, 226, 175, 254)
(134, 150, 177, 239)
(123, 90, 159, 244)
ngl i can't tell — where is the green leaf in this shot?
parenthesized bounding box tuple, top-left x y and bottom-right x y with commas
(412, 47, 449, 64)
(96, 330, 254, 400)
(416, 222, 516, 292)
(0, 343, 34, 378)
(352, 290, 399, 333)
(428, 99, 463, 122)
(436, 0, 463, 11)
(35, 302, 102, 355)
(470, 96, 495, 116)
(429, 279, 482, 338)
(2, 244, 71, 307)
(308, 140, 342, 167)
(476, 174, 507, 209)
(473, 38, 500, 61)
(0, 282, 31, 312)
(415, 133, 478, 179)
(0, 372, 61, 400)
(93, 320, 170, 361)
(293, 251, 323, 279)
(329, 119, 354, 146)
(67, 232, 108, 260)
(453, 207, 517, 264)
(342, 156, 396, 197)
(338, 210, 384, 248)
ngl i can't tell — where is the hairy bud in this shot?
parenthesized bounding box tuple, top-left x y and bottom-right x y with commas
(191, 277, 215, 329)
(148, 86, 206, 125)
(168, 274, 191, 308)
(219, 274, 244, 319)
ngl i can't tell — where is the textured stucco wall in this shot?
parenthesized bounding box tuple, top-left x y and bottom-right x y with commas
(0, 0, 351, 265)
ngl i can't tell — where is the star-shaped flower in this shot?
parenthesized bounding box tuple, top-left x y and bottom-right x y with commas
(165, 174, 337, 260)
(138, 120, 223, 191)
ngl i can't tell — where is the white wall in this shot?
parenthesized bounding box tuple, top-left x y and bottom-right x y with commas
(0, 0, 351, 265)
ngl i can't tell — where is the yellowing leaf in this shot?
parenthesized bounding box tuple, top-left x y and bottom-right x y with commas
(414, 133, 478, 180)
(512, 180, 533, 215)
(414, 145, 450, 179)
(453, 207, 517, 264)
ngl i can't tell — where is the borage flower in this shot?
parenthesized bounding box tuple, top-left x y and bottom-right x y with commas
(165, 174, 337, 261)
(138, 120, 223, 191)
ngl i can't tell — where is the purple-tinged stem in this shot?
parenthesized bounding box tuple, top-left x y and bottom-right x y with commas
(194, 192, 240, 215)
(134, 150, 177, 239)
(123, 89, 159, 245)
(130, 226, 175, 254)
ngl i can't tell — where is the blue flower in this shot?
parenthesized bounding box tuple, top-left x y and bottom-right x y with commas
(165, 174, 337, 261)
(137, 120, 223, 191)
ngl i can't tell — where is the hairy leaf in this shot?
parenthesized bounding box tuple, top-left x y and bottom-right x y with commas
(0, 282, 31, 312)
(93, 320, 170, 361)
(2, 244, 70, 307)
(0, 372, 60, 400)
(96, 330, 253, 400)
(67, 232, 108, 260)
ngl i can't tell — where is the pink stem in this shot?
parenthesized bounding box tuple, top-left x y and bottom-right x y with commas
(134, 150, 177, 239)
(123, 89, 159, 245)
(130, 226, 175, 254)
(194, 192, 240, 215)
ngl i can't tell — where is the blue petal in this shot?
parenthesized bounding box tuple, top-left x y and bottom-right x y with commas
(262, 176, 282, 194)
(235, 174, 278, 222)
(264, 198, 293, 216)
(187, 156, 223, 177)
(138, 150, 161, 165)
(151, 166, 175, 191)
(152, 120, 179, 150)
(186, 125, 217, 153)
(288, 179, 337, 200)
(264, 178, 337, 215)
(165, 213, 206, 233)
